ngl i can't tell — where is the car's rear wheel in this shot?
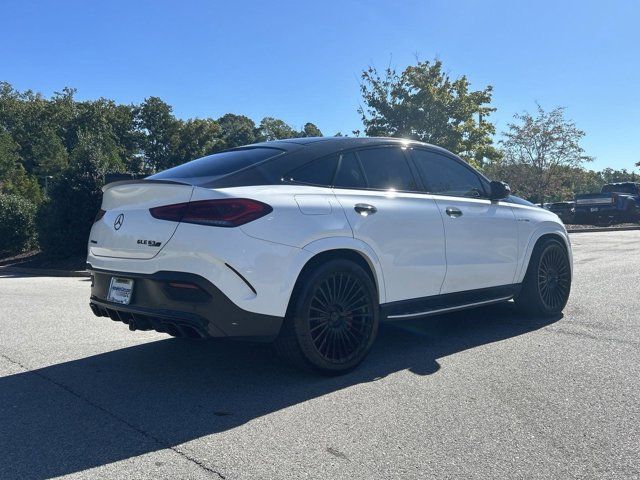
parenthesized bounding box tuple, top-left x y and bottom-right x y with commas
(275, 259, 379, 375)
(515, 238, 571, 317)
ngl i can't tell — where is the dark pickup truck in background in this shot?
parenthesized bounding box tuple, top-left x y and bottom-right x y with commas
(544, 201, 576, 224)
(574, 182, 640, 224)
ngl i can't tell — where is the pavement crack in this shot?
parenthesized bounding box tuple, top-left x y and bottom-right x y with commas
(0, 352, 226, 479)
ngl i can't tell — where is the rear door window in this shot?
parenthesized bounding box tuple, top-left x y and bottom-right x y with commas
(148, 147, 284, 183)
(411, 149, 486, 198)
(356, 147, 418, 191)
(333, 152, 367, 189)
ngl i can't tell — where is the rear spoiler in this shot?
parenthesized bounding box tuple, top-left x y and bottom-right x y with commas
(102, 178, 191, 193)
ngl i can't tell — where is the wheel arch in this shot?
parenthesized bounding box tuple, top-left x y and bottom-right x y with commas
(516, 226, 572, 283)
(294, 238, 386, 306)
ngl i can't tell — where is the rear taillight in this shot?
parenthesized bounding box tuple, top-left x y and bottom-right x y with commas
(94, 209, 106, 223)
(150, 198, 272, 227)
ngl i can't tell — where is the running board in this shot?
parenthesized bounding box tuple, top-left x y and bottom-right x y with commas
(380, 284, 520, 321)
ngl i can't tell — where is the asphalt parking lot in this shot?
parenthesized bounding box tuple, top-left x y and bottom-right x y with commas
(1, 231, 638, 480)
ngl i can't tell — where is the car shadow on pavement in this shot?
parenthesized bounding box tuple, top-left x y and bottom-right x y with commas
(0, 303, 561, 479)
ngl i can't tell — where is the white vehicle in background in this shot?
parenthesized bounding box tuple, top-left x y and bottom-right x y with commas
(87, 137, 572, 374)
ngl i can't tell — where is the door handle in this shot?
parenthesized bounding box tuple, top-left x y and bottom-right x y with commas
(445, 207, 463, 218)
(354, 203, 377, 216)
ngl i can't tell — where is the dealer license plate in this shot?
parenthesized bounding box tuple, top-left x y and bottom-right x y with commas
(107, 277, 134, 305)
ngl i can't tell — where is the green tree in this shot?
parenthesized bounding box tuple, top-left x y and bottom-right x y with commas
(137, 97, 180, 172)
(491, 105, 592, 204)
(258, 117, 297, 141)
(0, 194, 38, 254)
(563, 168, 603, 197)
(38, 131, 109, 256)
(358, 59, 499, 167)
(69, 99, 140, 169)
(31, 126, 69, 176)
(174, 118, 222, 164)
(0, 130, 42, 203)
(0, 130, 19, 181)
(300, 122, 322, 137)
(599, 168, 639, 184)
(218, 113, 258, 149)
(0, 83, 71, 176)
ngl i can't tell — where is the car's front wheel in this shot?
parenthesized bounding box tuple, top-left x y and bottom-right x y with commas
(515, 238, 571, 317)
(275, 259, 379, 375)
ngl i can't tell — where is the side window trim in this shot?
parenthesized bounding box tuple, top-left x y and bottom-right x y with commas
(408, 148, 489, 199)
(352, 150, 371, 188)
(402, 148, 427, 192)
(332, 151, 367, 190)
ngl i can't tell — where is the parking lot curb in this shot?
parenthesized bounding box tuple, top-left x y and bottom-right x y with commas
(0, 265, 90, 277)
(567, 226, 640, 234)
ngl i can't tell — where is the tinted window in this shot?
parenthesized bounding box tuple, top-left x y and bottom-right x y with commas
(411, 149, 485, 198)
(284, 155, 339, 186)
(333, 153, 366, 189)
(148, 147, 283, 183)
(356, 147, 417, 191)
(602, 184, 637, 194)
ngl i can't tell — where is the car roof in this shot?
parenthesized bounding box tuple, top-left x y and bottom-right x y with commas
(207, 136, 470, 189)
(234, 136, 454, 156)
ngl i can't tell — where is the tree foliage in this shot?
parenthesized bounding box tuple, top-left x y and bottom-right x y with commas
(218, 113, 259, 149)
(301, 122, 322, 137)
(358, 59, 500, 167)
(0, 194, 38, 254)
(137, 96, 180, 172)
(37, 131, 109, 256)
(174, 118, 222, 165)
(1, 76, 636, 256)
(258, 117, 297, 141)
(0, 81, 324, 256)
(487, 105, 592, 203)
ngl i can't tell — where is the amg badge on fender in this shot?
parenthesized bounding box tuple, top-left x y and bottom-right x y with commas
(137, 239, 162, 247)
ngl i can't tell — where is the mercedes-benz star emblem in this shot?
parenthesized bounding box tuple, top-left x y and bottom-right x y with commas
(114, 213, 125, 230)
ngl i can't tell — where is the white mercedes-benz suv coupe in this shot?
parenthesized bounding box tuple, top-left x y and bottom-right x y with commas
(87, 137, 572, 374)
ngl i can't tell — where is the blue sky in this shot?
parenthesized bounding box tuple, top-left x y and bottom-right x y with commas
(1, 0, 639, 170)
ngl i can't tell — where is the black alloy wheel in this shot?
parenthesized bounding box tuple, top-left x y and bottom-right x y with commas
(537, 243, 571, 311)
(275, 259, 379, 374)
(515, 238, 571, 317)
(307, 272, 375, 365)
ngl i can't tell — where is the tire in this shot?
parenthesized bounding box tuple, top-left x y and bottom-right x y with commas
(514, 238, 571, 317)
(274, 259, 379, 375)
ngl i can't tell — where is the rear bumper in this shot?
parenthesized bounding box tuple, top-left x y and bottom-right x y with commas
(88, 267, 284, 340)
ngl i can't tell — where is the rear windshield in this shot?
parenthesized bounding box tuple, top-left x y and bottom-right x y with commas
(147, 147, 284, 184)
(602, 184, 637, 194)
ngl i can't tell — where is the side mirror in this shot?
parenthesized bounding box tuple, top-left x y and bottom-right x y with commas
(489, 181, 511, 201)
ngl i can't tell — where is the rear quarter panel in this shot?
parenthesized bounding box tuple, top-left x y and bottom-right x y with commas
(215, 185, 354, 247)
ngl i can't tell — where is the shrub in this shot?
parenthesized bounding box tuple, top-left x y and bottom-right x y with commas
(0, 194, 38, 255)
(1, 166, 44, 205)
(37, 163, 103, 257)
(37, 134, 106, 257)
